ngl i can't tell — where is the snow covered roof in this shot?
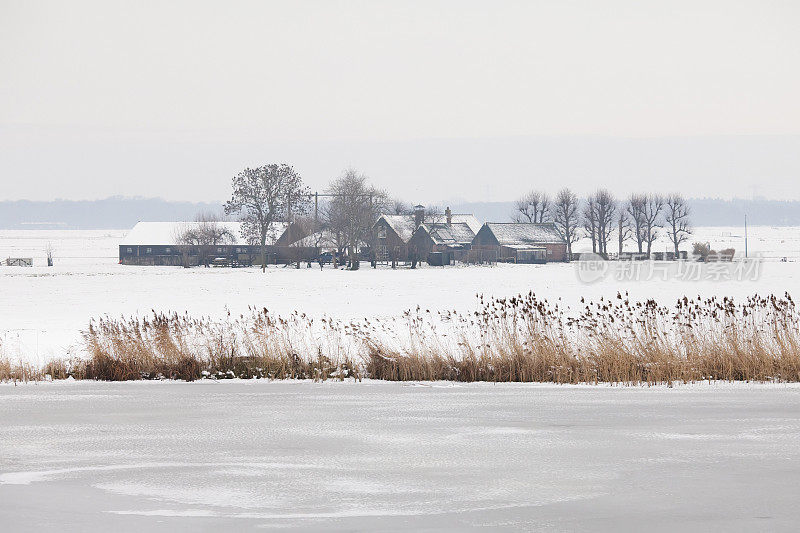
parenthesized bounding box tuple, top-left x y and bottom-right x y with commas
(292, 229, 337, 248)
(378, 215, 417, 243)
(482, 223, 566, 246)
(121, 221, 288, 246)
(504, 244, 547, 250)
(448, 214, 482, 235)
(423, 213, 482, 234)
(418, 222, 476, 246)
(378, 213, 482, 243)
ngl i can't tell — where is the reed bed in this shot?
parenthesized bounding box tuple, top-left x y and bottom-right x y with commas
(3, 293, 800, 384)
(0, 356, 43, 383)
(364, 293, 800, 384)
(77, 308, 362, 382)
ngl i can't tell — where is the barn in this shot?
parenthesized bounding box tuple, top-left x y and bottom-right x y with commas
(470, 222, 568, 263)
(118, 221, 319, 266)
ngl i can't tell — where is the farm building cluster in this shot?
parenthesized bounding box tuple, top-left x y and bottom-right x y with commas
(119, 205, 569, 267)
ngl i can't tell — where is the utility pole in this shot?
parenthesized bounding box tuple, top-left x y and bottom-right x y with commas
(744, 214, 748, 258)
(286, 193, 292, 247)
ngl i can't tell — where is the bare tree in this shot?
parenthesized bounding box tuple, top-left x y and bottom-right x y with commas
(616, 210, 632, 256)
(513, 190, 550, 223)
(583, 190, 616, 257)
(582, 195, 598, 254)
(391, 199, 411, 215)
(595, 190, 616, 257)
(664, 194, 691, 256)
(422, 204, 444, 224)
(224, 164, 310, 272)
(324, 169, 389, 270)
(176, 211, 236, 267)
(551, 188, 579, 258)
(641, 194, 665, 256)
(626, 194, 647, 254)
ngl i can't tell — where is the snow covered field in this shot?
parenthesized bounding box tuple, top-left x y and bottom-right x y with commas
(1, 380, 799, 531)
(1, 227, 799, 363)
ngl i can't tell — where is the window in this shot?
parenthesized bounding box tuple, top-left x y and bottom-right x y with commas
(165, 247, 171, 254)
(377, 226, 387, 239)
(146, 247, 152, 254)
(217, 247, 223, 253)
(126, 247, 132, 254)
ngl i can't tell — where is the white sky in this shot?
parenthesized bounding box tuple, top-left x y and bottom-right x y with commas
(2, 0, 799, 202)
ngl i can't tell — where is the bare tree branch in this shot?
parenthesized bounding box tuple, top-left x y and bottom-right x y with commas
(551, 188, 579, 257)
(224, 164, 310, 271)
(664, 193, 692, 256)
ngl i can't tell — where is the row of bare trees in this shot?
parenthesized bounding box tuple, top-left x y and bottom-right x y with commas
(515, 189, 692, 258)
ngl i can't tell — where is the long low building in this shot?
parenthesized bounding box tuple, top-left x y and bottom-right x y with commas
(471, 222, 568, 263)
(119, 221, 319, 266)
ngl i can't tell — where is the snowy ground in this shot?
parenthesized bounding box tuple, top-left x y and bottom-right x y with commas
(1, 226, 799, 363)
(1, 380, 799, 531)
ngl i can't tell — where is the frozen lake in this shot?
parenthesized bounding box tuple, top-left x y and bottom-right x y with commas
(1, 380, 799, 531)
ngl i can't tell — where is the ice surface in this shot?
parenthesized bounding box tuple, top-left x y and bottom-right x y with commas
(1, 380, 799, 531)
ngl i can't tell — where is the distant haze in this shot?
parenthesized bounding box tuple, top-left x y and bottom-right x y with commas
(2, 1, 799, 201)
(2, 197, 799, 230)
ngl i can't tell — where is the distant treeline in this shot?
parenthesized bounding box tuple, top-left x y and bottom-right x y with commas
(451, 198, 800, 228)
(0, 197, 223, 229)
(1, 196, 799, 229)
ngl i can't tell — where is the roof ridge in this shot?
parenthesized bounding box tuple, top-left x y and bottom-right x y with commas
(487, 221, 556, 225)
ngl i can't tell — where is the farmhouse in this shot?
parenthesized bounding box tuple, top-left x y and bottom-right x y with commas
(374, 206, 481, 263)
(408, 208, 480, 263)
(118, 221, 319, 266)
(373, 212, 418, 262)
(471, 222, 568, 263)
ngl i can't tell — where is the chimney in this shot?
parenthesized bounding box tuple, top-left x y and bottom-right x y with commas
(414, 204, 425, 227)
(445, 206, 452, 227)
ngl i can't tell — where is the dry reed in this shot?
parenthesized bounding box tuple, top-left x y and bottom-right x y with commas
(364, 292, 800, 384)
(4, 293, 799, 384)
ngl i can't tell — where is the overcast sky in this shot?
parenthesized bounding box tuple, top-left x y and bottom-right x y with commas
(2, 0, 799, 202)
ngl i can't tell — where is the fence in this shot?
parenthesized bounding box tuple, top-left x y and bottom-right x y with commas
(463, 249, 497, 265)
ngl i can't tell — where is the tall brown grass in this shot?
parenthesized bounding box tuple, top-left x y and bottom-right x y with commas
(4, 293, 800, 384)
(78, 308, 362, 382)
(365, 293, 800, 384)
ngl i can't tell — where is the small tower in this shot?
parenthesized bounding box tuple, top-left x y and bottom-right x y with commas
(414, 204, 425, 227)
